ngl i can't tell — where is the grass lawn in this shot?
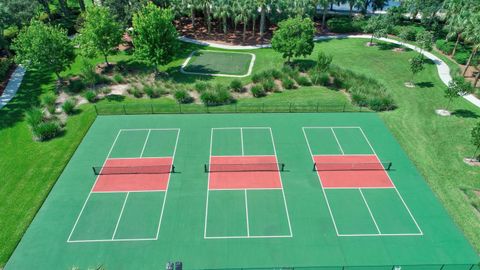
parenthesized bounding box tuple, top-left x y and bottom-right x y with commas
(181, 50, 254, 76)
(1, 38, 479, 267)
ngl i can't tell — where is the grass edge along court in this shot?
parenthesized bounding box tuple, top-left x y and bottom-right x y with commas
(5, 113, 480, 270)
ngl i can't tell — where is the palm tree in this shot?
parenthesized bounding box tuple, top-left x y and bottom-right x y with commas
(462, 12, 480, 77)
(317, 0, 332, 31)
(199, 0, 213, 34)
(444, 0, 469, 56)
(213, 0, 231, 40)
(235, 0, 254, 44)
(347, 0, 363, 16)
(257, 0, 273, 44)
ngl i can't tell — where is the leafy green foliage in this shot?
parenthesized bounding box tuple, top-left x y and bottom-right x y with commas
(62, 98, 76, 115)
(310, 71, 330, 86)
(200, 84, 234, 105)
(32, 121, 61, 141)
(113, 74, 125, 84)
(471, 122, 480, 159)
(194, 81, 210, 93)
(132, 3, 178, 72)
(416, 31, 434, 52)
(83, 90, 97, 103)
(271, 17, 315, 62)
(435, 40, 456, 55)
(230, 79, 244, 92)
(409, 55, 425, 82)
(444, 76, 474, 109)
(251, 84, 266, 97)
(326, 17, 366, 33)
(397, 26, 418, 41)
(25, 108, 44, 127)
(174, 89, 194, 104)
(76, 6, 123, 65)
(363, 15, 391, 44)
(67, 79, 85, 93)
(0, 58, 13, 80)
(262, 79, 276, 92)
(314, 51, 333, 73)
(12, 20, 75, 79)
(281, 77, 296, 89)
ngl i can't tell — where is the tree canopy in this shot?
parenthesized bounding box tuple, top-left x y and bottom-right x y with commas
(12, 20, 75, 79)
(76, 6, 124, 65)
(271, 16, 315, 63)
(132, 3, 179, 73)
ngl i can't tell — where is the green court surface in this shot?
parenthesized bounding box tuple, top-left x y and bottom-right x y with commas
(6, 113, 479, 270)
(181, 50, 255, 77)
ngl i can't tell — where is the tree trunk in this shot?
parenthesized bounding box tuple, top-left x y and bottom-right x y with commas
(370, 34, 374, 45)
(243, 21, 247, 45)
(78, 0, 86, 12)
(462, 47, 478, 76)
(252, 17, 256, 38)
(474, 68, 480, 87)
(223, 16, 227, 41)
(191, 7, 195, 29)
(260, 7, 266, 44)
(206, 7, 211, 34)
(349, 4, 353, 17)
(54, 71, 62, 81)
(451, 33, 460, 57)
(330, 2, 334, 11)
(322, 7, 327, 31)
(104, 54, 110, 66)
(472, 145, 480, 160)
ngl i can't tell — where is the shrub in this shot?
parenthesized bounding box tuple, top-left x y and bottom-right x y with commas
(251, 72, 267, 83)
(296, 76, 312, 86)
(281, 77, 296, 89)
(230, 79, 244, 92)
(270, 69, 284, 80)
(310, 72, 330, 86)
(128, 86, 144, 98)
(327, 17, 365, 33)
(453, 51, 471, 65)
(62, 98, 76, 115)
(282, 65, 300, 80)
(435, 40, 455, 55)
(42, 93, 57, 107)
(194, 81, 210, 93)
(100, 87, 111, 94)
(113, 74, 125, 84)
(251, 85, 266, 97)
(200, 84, 234, 105)
(174, 89, 194, 104)
(314, 52, 333, 73)
(0, 58, 13, 79)
(83, 90, 97, 103)
(144, 85, 162, 98)
(32, 121, 61, 141)
(262, 79, 276, 92)
(67, 79, 85, 93)
(397, 26, 418, 41)
(263, 69, 283, 80)
(25, 108, 44, 127)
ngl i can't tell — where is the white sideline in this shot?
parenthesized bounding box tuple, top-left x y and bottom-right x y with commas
(179, 35, 480, 109)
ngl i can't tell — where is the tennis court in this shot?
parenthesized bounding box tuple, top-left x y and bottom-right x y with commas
(6, 113, 479, 270)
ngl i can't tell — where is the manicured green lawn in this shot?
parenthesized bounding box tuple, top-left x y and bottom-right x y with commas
(1, 38, 479, 267)
(182, 50, 254, 76)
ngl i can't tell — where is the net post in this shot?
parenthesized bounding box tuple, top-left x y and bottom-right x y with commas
(92, 167, 97, 175)
(312, 163, 317, 171)
(386, 162, 392, 171)
(280, 163, 285, 171)
(204, 164, 208, 173)
(171, 165, 175, 173)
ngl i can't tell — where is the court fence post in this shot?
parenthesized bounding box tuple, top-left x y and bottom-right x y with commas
(94, 105, 98, 115)
(150, 103, 154, 114)
(289, 103, 292, 113)
(262, 103, 265, 113)
(316, 102, 319, 113)
(342, 102, 346, 112)
(179, 103, 182, 113)
(235, 103, 237, 113)
(123, 104, 126, 115)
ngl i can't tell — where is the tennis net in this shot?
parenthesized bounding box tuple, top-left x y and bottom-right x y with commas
(313, 161, 392, 171)
(92, 164, 175, 175)
(205, 163, 285, 173)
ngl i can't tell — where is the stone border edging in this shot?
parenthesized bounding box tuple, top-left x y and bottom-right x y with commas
(179, 35, 480, 108)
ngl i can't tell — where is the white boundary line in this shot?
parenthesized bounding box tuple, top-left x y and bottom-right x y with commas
(359, 188, 381, 234)
(357, 127, 423, 236)
(209, 187, 283, 191)
(245, 190, 250, 237)
(180, 50, 256, 78)
(330, 128, 345, 155)
(302, 127, 341, 236)
(204, 127, 293, 239)
(112, 192, 130, 239)
(139, 130, 151, 157)
(68, 128, 181, 243)
(240, 128, 244, 156)
(210, 155, 276, 158)
(67, 130, 123, 243)
(302, 126, 423, 237)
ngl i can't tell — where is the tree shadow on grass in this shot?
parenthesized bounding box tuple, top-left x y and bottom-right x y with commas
(0, 68, 54, 130)
(416, 81, 435, 88)
(452, 109, 479, 119)
(104, 95, 126, 102)
(291, 59, 316, 72)
(167, 65, 215, 84)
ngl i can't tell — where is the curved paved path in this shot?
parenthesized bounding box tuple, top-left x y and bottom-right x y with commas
(0, 66, 26, 110)
(180, 35, 480, 108)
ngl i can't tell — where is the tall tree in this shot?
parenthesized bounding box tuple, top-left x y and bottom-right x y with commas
(103, 0, 146, 27)
(76, 6, 123, 66)
(363, 15, 391, 45)
(317, 0, 332, 31)
(78, 0, 86, 12)
(36, 0, 51, 20)
(444, 0, 469, 57)
(271, 16, 315, 63)
(12, 20, 75, 80)
(213, 0, 231, 40)
(444, 76, 474, 110)
(462, 11, 480, 76)
(132, 3, 178, 74)
(471, 121, 480, 160)
(234, 0, 254, 44)
(257, 0, 273, 43)
(4, 0, 40, 27)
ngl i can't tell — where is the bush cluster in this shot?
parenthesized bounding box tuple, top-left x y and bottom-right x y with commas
(174, 89, 194, 104)
(25, 108, 62, 141)
(326, 17, 366, 33)
(329, 65, 395, 111)
(200, 84, 234, 106)
(0, 58, 13, 80)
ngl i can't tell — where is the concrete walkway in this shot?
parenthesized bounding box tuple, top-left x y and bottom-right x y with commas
(180, 35, 480, 108)
(0, 66, 26, 110)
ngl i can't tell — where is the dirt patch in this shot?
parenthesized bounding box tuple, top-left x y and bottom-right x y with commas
(392, 47, 405, 53)
(109, 84, 130, 96)
(463, 158, 480, 167)
(365, 42, 377, 47)
(404, 82, 415, 88)
(189, 90, 203, 104)
(435, 109, 451, 116)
